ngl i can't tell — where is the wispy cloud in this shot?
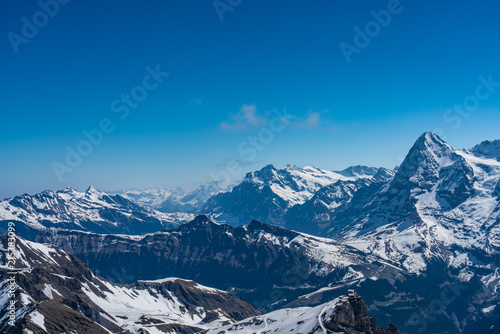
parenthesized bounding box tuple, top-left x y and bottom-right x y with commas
(219, 105, 342, 132)
(292, 109, 333, 130)
(298, 109, 322, 129)
(219, 104, 269, 131)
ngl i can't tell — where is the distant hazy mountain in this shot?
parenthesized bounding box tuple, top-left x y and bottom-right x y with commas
(0, 235, 259, 334)
(0, 186, 193, 237)
(112, 186, 186, 208)
(115, 181, 231, 213)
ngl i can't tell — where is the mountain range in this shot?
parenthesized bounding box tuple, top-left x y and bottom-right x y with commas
(2, 132, 500, 333)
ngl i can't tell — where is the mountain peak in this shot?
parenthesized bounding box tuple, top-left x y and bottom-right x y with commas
(244, 164, 277, 182)
(247, 219, 299, 239)
(404, 132, 453, 163)
(85, 185, 99, 193)
(390, 132, 457, 192)
(85, 186, 106, 199)
(173, 215, 222, 232)
(415, 131, 448, 148)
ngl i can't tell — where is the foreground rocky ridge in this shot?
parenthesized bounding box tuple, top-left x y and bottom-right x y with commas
(0, 235, 259, 333)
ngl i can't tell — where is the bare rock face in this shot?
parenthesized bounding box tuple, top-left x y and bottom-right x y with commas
(326, 296, 399, 334)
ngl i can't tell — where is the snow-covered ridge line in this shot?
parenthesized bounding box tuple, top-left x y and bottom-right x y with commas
(0, 186, 194, 236)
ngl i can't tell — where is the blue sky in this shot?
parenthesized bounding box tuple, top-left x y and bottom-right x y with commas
(1, 0, 500, 198)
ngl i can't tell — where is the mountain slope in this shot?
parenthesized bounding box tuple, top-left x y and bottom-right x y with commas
(205, 293, 399, 334)
(0, 186, 194, 238)
(285, 168, 395, 234)
(36, 215, 403, 312)
(0, 235, 259, 334)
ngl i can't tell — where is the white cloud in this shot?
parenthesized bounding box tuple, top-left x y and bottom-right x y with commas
(219, 104, 269, 131)
(293, 109, 330, 130)
(303, 110, 321, 129)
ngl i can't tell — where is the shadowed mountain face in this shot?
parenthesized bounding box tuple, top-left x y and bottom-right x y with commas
(36, 215, 399, 288)
(0, 235, 259, 334)
(0, 235, 401, 334)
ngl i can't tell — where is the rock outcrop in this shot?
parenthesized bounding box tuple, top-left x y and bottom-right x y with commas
(326, 294, 399, 334)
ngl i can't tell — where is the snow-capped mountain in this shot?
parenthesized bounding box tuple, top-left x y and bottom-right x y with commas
(0, 235, 259, 334)
(200, 164, 382, 226)
(205, 293, 399, 334)
(115, 181, 231, 213)
(319, 132, 500, 274)
(285, 132, 500, 333)
(0, 186, 194, 238)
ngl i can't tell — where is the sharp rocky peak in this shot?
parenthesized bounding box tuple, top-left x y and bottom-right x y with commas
(244, 164, 277, 182)
(85, 185, 101, 194)
(391, 132, 456, 188)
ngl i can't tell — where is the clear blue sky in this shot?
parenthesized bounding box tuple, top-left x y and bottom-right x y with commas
(1, 0, 500, 198)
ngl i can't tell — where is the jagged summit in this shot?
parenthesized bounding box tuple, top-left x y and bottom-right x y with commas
(405, 132, 452, 163)
(390, 131, 458, 192)
(244, 163, 277, 182)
